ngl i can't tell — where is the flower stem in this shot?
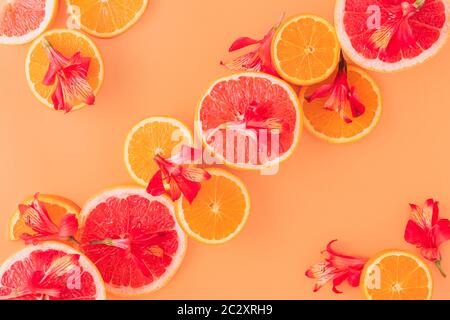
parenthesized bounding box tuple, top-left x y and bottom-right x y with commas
(435, 260, 447, 278)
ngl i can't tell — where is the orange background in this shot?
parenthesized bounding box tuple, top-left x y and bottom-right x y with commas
(1, 0, 450, 300)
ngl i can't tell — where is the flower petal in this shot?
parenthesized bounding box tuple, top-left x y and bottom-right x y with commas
(19, 196, 59, 236)
(305, 84, 333, 102)
(147, 170, 166, 197)
(172, 173, 201, 204)
(58, 214, 78, 238)
(404, 220, 428, 246)
(228, 37, 260, 52)
(434, 219, 450, 247)
(348, 87, 366, 118)
(181, 167, 211, 183)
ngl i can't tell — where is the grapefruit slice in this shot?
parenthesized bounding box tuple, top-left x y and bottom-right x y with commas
(79, 187, 187, 296)
(0, 242, 106, 300)
(66, 0, 149, 38)
(0, 0, 57, 45)
(335, 0, 450, 72)
(196, 72, 302, 170)
(9, 194, 81, 241)
(361, 250, 433, 300)
(177, 168, 251, 245)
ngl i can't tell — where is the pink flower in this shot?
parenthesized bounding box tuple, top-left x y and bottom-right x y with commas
(305, 53, 365, 124)
(42, 39, 95, 113)
(147, 145, 211, 203)
(305, 240, 368, 294)
(18, 193, 78, 245)
(404, 199, 450, 277)
(220, 17, 284, 76)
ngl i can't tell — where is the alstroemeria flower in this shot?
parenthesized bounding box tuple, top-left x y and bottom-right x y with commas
(404, 199, 450, 277)
(220, 17, 283, 76)
(305, 53, 365, 124)
(147, 145, 211, 203)
(18, 193, 78, 245)
(42, 39, 95, 113)
(306, 240, 368, 294)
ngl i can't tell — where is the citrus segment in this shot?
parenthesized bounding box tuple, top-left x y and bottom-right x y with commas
(299, 66, 381, 143)
(177, 168, 250, 244)
(124, 117, 193, 186)
(0, 242, 106, 300)
(9, 194, 81, 241)
(197, 72, 301, 170)
(0, 0, 57, 45)
(66, 0, 149, 38)
(335, 0, 450, 72)
(25, 29, 104, 111)
(79, 187, 187, 296)
(361, 250, 433, 300)
(272, 14, 340, 85)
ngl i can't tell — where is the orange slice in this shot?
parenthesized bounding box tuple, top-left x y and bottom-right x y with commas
(0, 0, 58, 45)
(124, 117, 193, 186)
(299, 65, 382, 143)
(25, 29, 104, 111)
(66, 0, 149, 38)
(176, 168, 251, 244)
(272, 14, 340, 86)
(361, 250, 433, 300)
(9, 194, 81, 241)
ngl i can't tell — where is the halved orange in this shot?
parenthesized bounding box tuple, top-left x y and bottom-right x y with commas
(66, 0, 149, 38)
(176, 168, 251, 244)
(124, 116, 193, 186)
(25, 29, 104, 111)
(9, 194, 81, 241)
(299, 66, 382, 143)
(361, 250, 433, 300)
(272, 14, 340, 86)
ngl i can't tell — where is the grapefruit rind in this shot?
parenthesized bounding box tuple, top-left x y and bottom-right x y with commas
(196, 72, 303, 171)
(176, 168, 251, 245)
(0, 242, 106, 300)
(25, 29, 104, 112)
(79, 187, 187, 296)
(124, 116, 194, 187)
(0, 0, 58, 45)
(65, 0, 149, 39)
(271, 14, 341, 86)
(360, 249, 433, 300)
(8, 194, 81, 241)
(299, 66, 382, 144)
(335, 0, 450, 72)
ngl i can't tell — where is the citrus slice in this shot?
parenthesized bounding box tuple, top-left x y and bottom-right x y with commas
(79, 187, 187, 296)
(335, 0, 450, 72)
(196, 72, 302, 170)
(9, 194, 81, 241)
(25, 29, 104, 111)
(0, 0, 57, 45)
(361, 250, 433, 300)
(299, 65, 382, 143)
(0, 242, 106, 300)
(177, 168, 250, 245)
(271, 14, 341, 86)
(66, 0, 149, 38)
(124, 117, 193, 187)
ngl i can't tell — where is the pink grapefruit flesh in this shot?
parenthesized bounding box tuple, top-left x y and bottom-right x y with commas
(197, 72, 301, 169)
(79, 188, 186, 296)
(335, 0, 449, 71)
(0, 242, 105, 300)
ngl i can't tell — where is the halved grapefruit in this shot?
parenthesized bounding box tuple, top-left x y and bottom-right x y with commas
(79, 187, 187, 296)
(0, 0, 58, 45)
(335, 0, 449, 72)
(196, 72, 302, 170)
(0, 242, 106, 300)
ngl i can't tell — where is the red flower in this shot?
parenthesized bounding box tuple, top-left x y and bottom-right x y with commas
(42, 39, 95, 113)
(18, 193, 79, 245)
(220, 16, 283, 76)
(147, 145, 211, 203)
(305, 240, 368, 294)
(404, 199, 450, 277)
(305, 53, 365, 124)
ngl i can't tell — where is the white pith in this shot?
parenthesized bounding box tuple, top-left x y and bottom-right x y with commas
(80, 187, 187, 296)
(0, 0, 56, 45)
(335, 0, 450, 72)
